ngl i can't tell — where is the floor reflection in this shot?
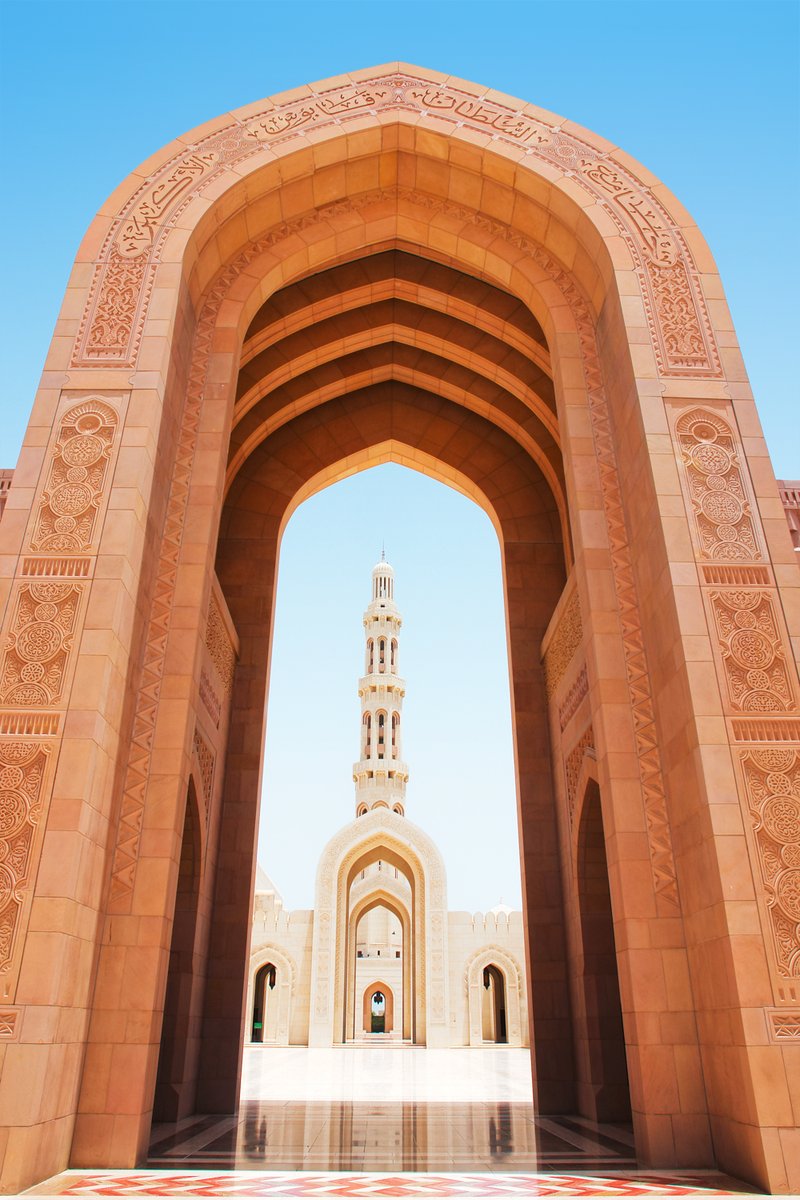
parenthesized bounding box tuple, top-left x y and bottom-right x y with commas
(149, 1101, 636, 1173)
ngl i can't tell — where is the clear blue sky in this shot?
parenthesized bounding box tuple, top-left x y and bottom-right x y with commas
(1, 1, 797, 908)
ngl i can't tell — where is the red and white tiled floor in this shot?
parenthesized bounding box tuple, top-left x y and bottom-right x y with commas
(25, 1049, 760, 1198)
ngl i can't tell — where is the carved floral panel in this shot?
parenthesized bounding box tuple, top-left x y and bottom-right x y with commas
(0, 741, 50, 974)
(740, 748, 800, 978)
(710, 590, 795, 713)
(30, 399, 119, 553)
(673, 408, 762, 561)
(0, 582, 84, 707)
(205, 593, 236, 694)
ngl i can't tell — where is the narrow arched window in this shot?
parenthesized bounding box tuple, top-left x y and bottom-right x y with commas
(364, 712, 372, 756)
(391, 712, 399, 757)
(377, 712, 385, 757)
(378, 638, 386, 672)
(367, 639, 374, 673)
(391, 639, 397, 671)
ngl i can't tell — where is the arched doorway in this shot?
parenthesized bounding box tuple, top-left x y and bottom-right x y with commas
(250, 962, 275, 1043)
(481, 966, 508, 1044)
(2, 65, 797, 1196)
(574, 778, 631, 1123)
(362, 983, 395, 1035)
(153, 779, 202, 1122)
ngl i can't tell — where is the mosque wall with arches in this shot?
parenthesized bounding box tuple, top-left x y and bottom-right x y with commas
(247, 874, 529, 1047)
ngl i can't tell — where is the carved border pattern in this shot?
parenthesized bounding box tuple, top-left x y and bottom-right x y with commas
(559, 665, 589, 732)
(106, 186, 680, 911)
(739, 748, 800, 978)
(206, 594, 236, 694)
(543, 589, 582, 699)
(564, 726, 595, 827)
(0, 582, 84, 708)
(199, 669, 221, 728)
(71, 74, 718, 377)
(29, 399, 119, 553)
(0, 742, 50, 975)
(192, 727, 215, 826)
(105, 258, 229, 910)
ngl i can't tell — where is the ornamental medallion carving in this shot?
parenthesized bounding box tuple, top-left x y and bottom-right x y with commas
(740, 748, 800, 977)
(711, 591, 794, 713)
(0, 742, 50, 974)
(673, 408, 761, 561)
(30, 400, 118, 553)
(0, 582, 83, 707)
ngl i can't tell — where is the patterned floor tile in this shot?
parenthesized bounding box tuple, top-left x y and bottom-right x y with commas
(26, 1168, 759, 1198)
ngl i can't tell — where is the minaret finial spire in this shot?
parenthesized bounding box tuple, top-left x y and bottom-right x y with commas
(352, 556, 407, 818)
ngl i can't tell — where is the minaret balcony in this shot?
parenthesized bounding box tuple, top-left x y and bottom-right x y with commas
(358, 674, 406, 695)
(352, 761, 409, 786)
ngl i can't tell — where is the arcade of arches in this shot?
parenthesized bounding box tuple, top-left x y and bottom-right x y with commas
(0, 64, 798, 1196)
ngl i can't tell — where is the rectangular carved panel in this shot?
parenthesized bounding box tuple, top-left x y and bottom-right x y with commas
(0, 582, 85, 708)
(29, 398, 120, 554)
(672, 407, 763, 562)
(709, 590, 795, 713)
(738, 747, 800, 979)
(0, 742, 51, 979)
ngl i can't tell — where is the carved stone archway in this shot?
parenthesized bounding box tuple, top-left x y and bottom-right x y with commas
(0, 65, 797, 1196)
(309, 810, 448, 1048)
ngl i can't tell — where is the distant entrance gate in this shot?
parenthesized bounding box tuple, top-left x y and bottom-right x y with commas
(0, 65, 798, 1196)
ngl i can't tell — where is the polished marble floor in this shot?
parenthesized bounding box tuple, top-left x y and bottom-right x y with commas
(147, 1047, 637, 1173)
(28, 1048, 756, 1197)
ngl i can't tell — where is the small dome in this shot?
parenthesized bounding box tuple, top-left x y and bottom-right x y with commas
(373, 558, 394, 574)
(489, 900, 513, 917)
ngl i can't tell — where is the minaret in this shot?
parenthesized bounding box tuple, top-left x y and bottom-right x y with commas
(353, 555, 408, 816)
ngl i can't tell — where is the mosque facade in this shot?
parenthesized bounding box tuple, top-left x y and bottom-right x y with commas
(247, 558, 529, 1048)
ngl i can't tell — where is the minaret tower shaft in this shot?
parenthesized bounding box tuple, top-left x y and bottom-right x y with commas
(353, 556, 408, 816)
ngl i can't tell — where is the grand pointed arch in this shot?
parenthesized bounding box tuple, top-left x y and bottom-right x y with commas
(0, 64, 798, 1196)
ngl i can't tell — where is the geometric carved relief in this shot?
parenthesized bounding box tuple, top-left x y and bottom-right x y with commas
(559, 664, 589, 732)
(206, 592, 236, 694)
(543, 588, 582, 699)
(0, 582, 84, 707)
(199, 669, 222, 728)
(770, 1010, 800, 1039)
(740, 747, 800, 978)
(711, 591, 795, 713)
(0, 741, 50, 974)
(29, 399, 118, 553)
(674, 408, 762, 561)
